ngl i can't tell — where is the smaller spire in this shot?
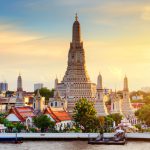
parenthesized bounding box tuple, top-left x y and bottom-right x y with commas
(97, 73, 102, 89)
(124, 75, 129, 91)
(75, 13, 78, 21)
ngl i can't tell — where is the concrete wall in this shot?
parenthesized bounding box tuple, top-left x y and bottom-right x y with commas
(0, 133, 150, 139)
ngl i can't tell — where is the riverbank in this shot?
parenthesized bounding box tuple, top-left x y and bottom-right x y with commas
(0, 133, 150, 141)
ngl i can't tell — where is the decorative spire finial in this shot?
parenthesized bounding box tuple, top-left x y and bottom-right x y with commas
(75, 13, 78, 21)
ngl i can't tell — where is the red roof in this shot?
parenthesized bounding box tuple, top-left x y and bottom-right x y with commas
(43, 107, 71, 123)
(132, 103, 144, 109)
(9, 106, 36, 122)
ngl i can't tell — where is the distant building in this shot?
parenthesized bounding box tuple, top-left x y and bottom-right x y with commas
(132, 95, 143, 100)
(132, 103, 144, 111)
(34, 83, 43, 91)
(0, 82, 8, 92)
(0, 97, 16, 113)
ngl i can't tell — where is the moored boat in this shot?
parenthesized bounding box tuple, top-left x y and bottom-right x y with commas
(88, 138, 126, 145)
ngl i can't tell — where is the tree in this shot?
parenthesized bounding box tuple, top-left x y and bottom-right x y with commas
(33, 115, 55, 132)
(0, 117, 14, 132)
(135, 104, 150, 126)
(73, 98, 99, 132)
(5, 91, 14, 97)
(107, 113, 123, 126)
(34, 88, 54, 104)
(14, 123, 25, 133)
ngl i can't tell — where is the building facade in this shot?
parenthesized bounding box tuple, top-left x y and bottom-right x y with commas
(0, 82, 8, 92)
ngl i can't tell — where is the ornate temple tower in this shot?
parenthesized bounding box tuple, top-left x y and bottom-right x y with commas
(121, 76, 134, 117)
(56, 14, 96, 113)
(16, 74, 24, 106)
(94, 73, 108, 116)
(63, 14, 91, 83)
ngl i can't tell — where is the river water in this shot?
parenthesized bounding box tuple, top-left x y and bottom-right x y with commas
(0, 141, 150, 150)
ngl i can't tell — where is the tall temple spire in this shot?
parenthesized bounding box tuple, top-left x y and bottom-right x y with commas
(72, 13, 81, 43)
(97, 73, 102, 89)
(57, 15, 96, 114)
(123, 75, 128, 91)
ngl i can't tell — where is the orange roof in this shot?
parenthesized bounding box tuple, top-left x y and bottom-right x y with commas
(132, 103, 144, 109)
(43, 107, 71, 123)
(9, 106, 36, 122)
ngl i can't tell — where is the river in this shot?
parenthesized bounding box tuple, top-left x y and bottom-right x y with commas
(0, 141, 150, 150)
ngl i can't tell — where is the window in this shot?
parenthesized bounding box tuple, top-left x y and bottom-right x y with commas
(33, 103, 36, 109)
(51, 103, 53, 107)
(55, 102, 57, 107)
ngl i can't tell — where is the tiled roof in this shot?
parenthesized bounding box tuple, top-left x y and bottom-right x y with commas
(43, 107, 71, 123)
(132, 103, 144, 109)
(9, 106, 36, 122)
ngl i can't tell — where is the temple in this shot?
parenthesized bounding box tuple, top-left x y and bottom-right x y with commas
(55, 14, 96, 113)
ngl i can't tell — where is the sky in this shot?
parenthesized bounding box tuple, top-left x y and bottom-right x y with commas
(0, 0, 150, 91)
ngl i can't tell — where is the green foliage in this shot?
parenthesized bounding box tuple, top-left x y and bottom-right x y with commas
(29, 127, 37, 133)
(135, 104, 150, 126)
(14, 123, 25, 133)
(73, 98, 99, 132)
(0, 117, 14, 132)
(33, 115, 55, 132)
(143, 96, 150, 104)
(107, 113, 123, 126)
(134, 124, 141, 130)
(34, 88, 54, 103)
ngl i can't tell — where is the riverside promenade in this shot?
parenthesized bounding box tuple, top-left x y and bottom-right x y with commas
(0, 133, 150, 141)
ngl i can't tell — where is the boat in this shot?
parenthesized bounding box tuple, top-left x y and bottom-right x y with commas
(88, 138, 126, 145)
(88, 130, 126, 145)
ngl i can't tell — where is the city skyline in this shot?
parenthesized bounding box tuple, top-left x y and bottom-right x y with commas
(0, 0, 150, 91)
